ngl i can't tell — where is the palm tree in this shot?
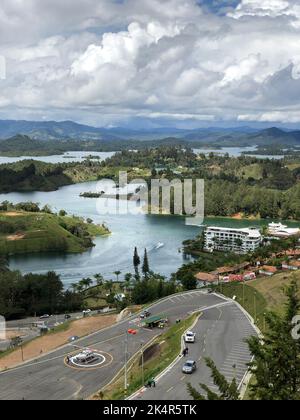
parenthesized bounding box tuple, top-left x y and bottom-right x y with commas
(94, 274, 104, 287)
(124, 273, 133, 292)
(80, 278, 93, 290)
(114, 271, 121, 282)
(104, 280, 114, 295)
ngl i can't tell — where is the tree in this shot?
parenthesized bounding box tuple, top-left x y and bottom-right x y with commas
(188, 358, 240, 400)
(104, 280, 114, 294)
(133, 247, 141, 278)
(247, 279, 300, 400)
(94, 274, 104, 287)
(79, 278, 93, 290)
(142, 249, 150, 277)
(181, 272, 197, 291)
(114, 271, 121, 282)
(59, 209, 67, 217)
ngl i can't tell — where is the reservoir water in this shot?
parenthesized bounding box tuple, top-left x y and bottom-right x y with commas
(0, 149, 298, 286)
(1, 181, 298, 287)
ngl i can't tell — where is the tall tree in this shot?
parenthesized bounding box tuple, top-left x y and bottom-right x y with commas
(247, 279, 300, 400)
(142, 249, 150, 277)
(114, 271, 121, 282)
(133, 247, 141, 278)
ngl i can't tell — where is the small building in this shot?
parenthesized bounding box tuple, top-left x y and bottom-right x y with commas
(282, 260, 300, 271)
(211, 262, 251, 277)
(259, 266, 278, 276)
(243, 272, 257, 281)
(195, 272, 218, 286)
(283, 249, 300, 258)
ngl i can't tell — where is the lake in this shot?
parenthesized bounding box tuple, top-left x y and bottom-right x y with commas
(2, 181, 298, 287)
(193, 146, 285, 159)
(0, 146, 289, 165)
(0, 151, 116, 165)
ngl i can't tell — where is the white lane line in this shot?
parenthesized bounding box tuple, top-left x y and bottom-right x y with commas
(225, 356, 251, 362)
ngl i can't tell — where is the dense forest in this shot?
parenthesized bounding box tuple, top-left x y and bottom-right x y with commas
(1, 146, 300, 219)
(0, 269, 83, 319)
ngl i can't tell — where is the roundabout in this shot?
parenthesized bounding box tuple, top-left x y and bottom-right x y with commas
(65, 348, 113, 371)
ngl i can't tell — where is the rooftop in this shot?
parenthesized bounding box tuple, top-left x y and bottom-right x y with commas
(205, 226, 261, 238)
(195, 272, 218, 283)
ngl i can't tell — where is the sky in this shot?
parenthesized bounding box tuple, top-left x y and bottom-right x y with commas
(0, 0, 300, 128)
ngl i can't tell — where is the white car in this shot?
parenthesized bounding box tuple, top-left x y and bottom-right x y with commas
(184, 331, 196, 343)
(82, 309, 92, 315)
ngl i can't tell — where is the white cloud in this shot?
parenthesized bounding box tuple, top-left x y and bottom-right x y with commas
(0, 0, 300, 124)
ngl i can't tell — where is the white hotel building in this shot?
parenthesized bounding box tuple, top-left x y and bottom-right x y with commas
(204, 226, 262, 254)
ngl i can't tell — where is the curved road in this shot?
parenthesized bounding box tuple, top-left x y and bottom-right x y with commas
(134, 300, 257, 400)
(0, 292, 256, 400)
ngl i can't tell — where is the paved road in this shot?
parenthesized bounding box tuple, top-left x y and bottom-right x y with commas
(134, 301, 257, 400)
(0, 291, 224, 400)
(6, 310, 101, 329)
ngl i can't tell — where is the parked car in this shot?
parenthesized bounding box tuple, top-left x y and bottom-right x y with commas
(184, 331, 196, 343)
(68, 336, 80, 343)
(140, 310, 151, 319)
(39, 314, 50, 319)
(182, 360, 197, 374)
(82, 309, 92, 315)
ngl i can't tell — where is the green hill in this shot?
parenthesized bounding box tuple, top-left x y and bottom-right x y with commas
(0, 211, 110, 256)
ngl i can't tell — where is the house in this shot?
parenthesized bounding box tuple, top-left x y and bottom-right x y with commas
(284, 249, 300, 258)
(282, 260, 300, 271)
(243, 272, 257, 281)
(195, 272, 218, 287)
(211, 262, 251, 277)
(204, 226, 262, 254)
(259, 266, 278, 276)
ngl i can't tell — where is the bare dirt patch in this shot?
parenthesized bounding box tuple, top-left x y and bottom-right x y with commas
(6, 233, 25, 241)
(0, 314, 117, 371)
(1, 212, 23, 217)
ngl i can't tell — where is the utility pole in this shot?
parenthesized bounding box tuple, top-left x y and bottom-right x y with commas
(124, 331, 128, 396)
(141, 342, 145, 388)
(254, 293, 257, 322)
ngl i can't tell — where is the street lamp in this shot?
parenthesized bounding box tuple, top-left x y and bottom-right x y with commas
(140, 341, 145, 388)
(124, 329, 137, 395)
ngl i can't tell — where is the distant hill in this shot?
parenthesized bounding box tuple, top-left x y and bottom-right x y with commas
(0, 120, 299, 148)
(0, 135, 62, 155)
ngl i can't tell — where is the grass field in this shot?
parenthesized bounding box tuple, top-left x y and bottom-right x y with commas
(248, 270, 300, 315)
(215, 270, 300, 330)
(0, 211, 110, 256)
(215, 282, 267, 331)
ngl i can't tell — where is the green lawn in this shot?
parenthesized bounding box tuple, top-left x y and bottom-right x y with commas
(0, 211, 109, 256)
(215, 282, 267, 331)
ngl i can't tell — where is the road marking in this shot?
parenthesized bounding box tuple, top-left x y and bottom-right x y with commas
(166, 386, 174, 393)
(180, 376, 185, 381)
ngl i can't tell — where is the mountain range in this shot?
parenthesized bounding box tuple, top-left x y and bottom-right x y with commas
(0, 119, 300, 148)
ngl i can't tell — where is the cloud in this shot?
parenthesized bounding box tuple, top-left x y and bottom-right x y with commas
(0, 0, 300, 125)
